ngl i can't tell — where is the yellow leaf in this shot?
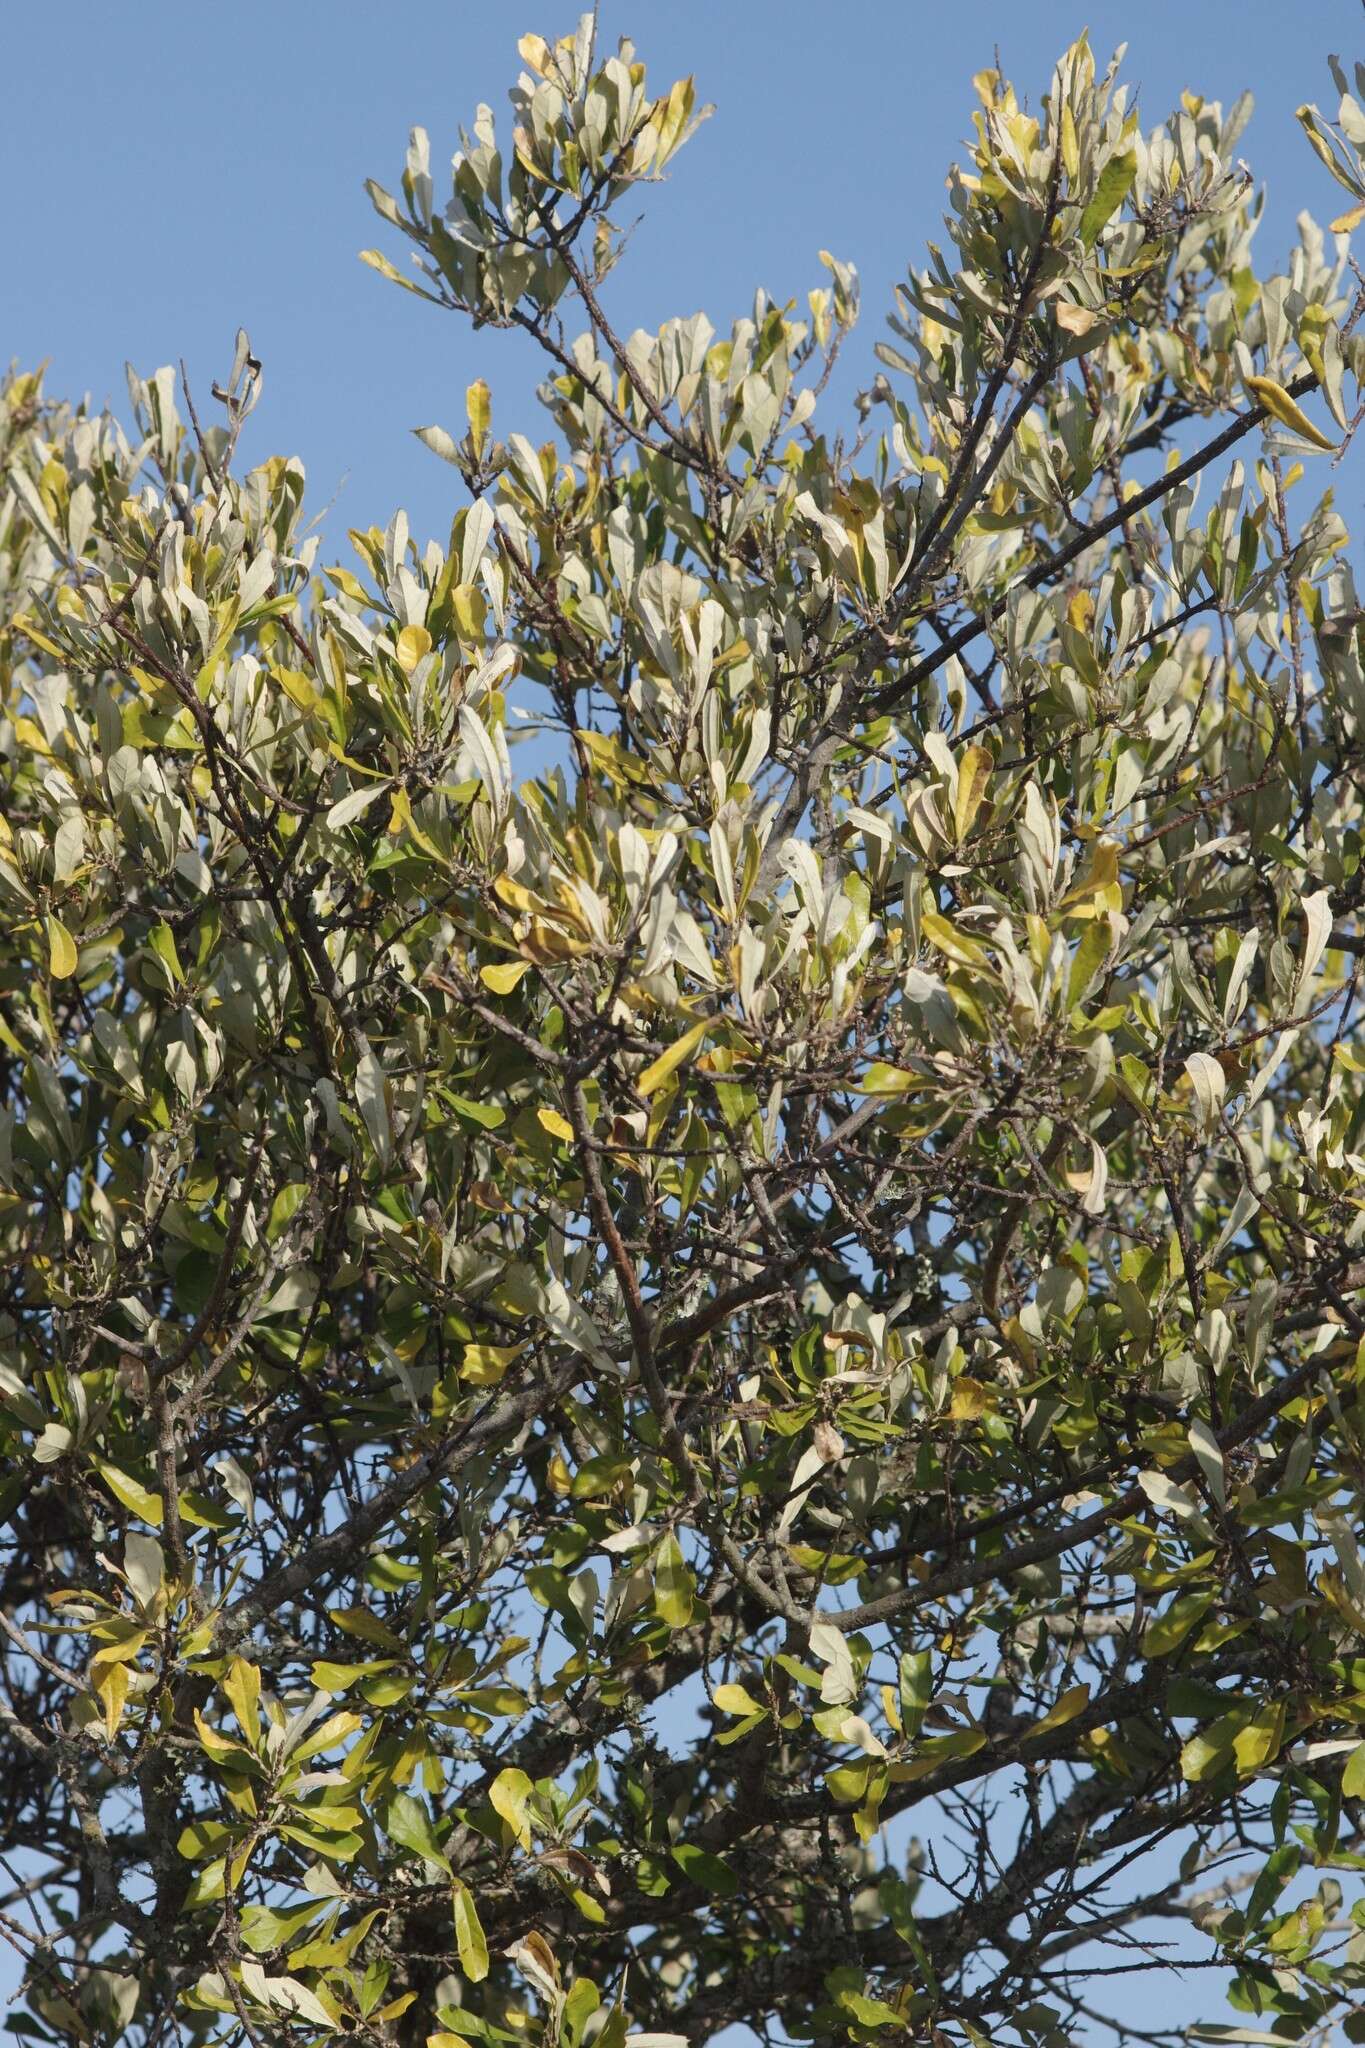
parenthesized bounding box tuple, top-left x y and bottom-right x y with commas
(97, 1661, 130, 1739)
(466, 380, 492, 455)
(273, 665, 319, 712)
(480, 959, 529, 994)
(14, 716, 52, 758)
(374, 1994, 418, 2024)
(1021, 1682, 1092, 1743)
(451, 584, 486, 639)
(47, 914, 78, 979)
(396, 624, 433, 674)
(14, 613, 66, 659)
(223, 1658, 261, 1748)
(521, 918, 588, 963)
(192, 1707, 252, 1763)
(950, 1376, 997, 1421)
(1059, 837, 1122, 916)
(537, 1106, 575, 1142)
(96, 1462, 163, 1527)
(921, 910, 988, 966)
(1246, 375, 1338, 452)
(636, 1018, 709, 1098)
(461, 1343, 521, 1386)
(1331, 203, 1365, 234)
(489, 1766, 534, 1848)
(713, 1683, 765, 1718)
(953, 744, 993, 842)
(1233, 1702, 1286, 1775)
(493, 874, 540, 914)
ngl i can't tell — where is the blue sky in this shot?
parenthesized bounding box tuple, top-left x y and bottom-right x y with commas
(5, 2, 1363, 556)
(3, 2, 1363, 2039)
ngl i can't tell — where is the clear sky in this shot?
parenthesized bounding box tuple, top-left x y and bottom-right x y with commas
(5, 1, 1363, 555)
(3, 1, 1362, 2038)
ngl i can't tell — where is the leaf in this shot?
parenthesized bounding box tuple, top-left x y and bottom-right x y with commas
(354, 1046, 393, 1168)
(461, 1343, 520, 1386)
(415, 424, 462, 466)
(1021, 1683, 1091, 1743)
(223, 1658, 262, 1747)
(837, 1993, 907, 2030)
(857, 1062, 924, 1096)
(1343, 1742, 1365, 1799)
(950, 1376, 997, 1421)
(396, 625, 433, 674)
(1143, 1590, 1215, 1657)
(447, 1094, 505, 1129)
(312, 1658, 398, 1693)
(385, 1792, 449, 1871)
(1232, 1702, 1285, 1775)
(1187, 1418, 1225, 1509)
(1182, 1052, 1226, 1129)
(1079, 149, 1137, 246)
(808, 1618, 857, 1706)
(671, 1843, 737, 1896)
(239, 1900, 329, 1955)
(97, 1462, 164, 1527)
(537, 1106, 575, 1142)
(452, 1880, 489, 1982)
(148, 920, 184, 987)
(653, 1532, 696, 1627)
(489, 1767, 534, 1848)
(1246, 375, 1338, 451)
(636, 1019, 709, 1098)
(326, 783, 388, 832)
(1297, 887, 1334, 1007)
(466, 379, 492, 454)
(953, 744, 992, 841)
(264, 1976, 338, 2030)
(1055, 299, 1100, 337)
(122, 1530, 165, 1611)
(1138, 1470, 1203, 1522)
(46, 914, 78, 979)
(713, 1683, 765, 1718)
(96, 1660, 130, 1739)
(1181, 1715, 1239, 1783)
(480, 960, 529, 994)
(460, 704, 505, 812)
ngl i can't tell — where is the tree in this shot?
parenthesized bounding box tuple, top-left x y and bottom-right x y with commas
(8, 15, 1365, 2046)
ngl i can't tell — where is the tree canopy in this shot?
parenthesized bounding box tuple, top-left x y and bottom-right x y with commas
(8, 17, 1365, 2047)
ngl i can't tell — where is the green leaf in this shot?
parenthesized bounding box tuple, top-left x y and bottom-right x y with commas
(636, 1019, 709, 1098)
(1143, 1590, 1216, 1657)
(1079, 149, 1137, 246)
(96, 1461, 164, 1527)
(653, 1532, 696, 1628)
(671, 1843, 737, 1896)
(452, 1880, 489, 1982)
(385, 1792, 449, 1871)
(239, 1900, 329, 1954)
(148, 919, 184, 987)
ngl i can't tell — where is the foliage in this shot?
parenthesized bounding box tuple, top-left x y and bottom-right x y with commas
(7, 18, 1365, 2047)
